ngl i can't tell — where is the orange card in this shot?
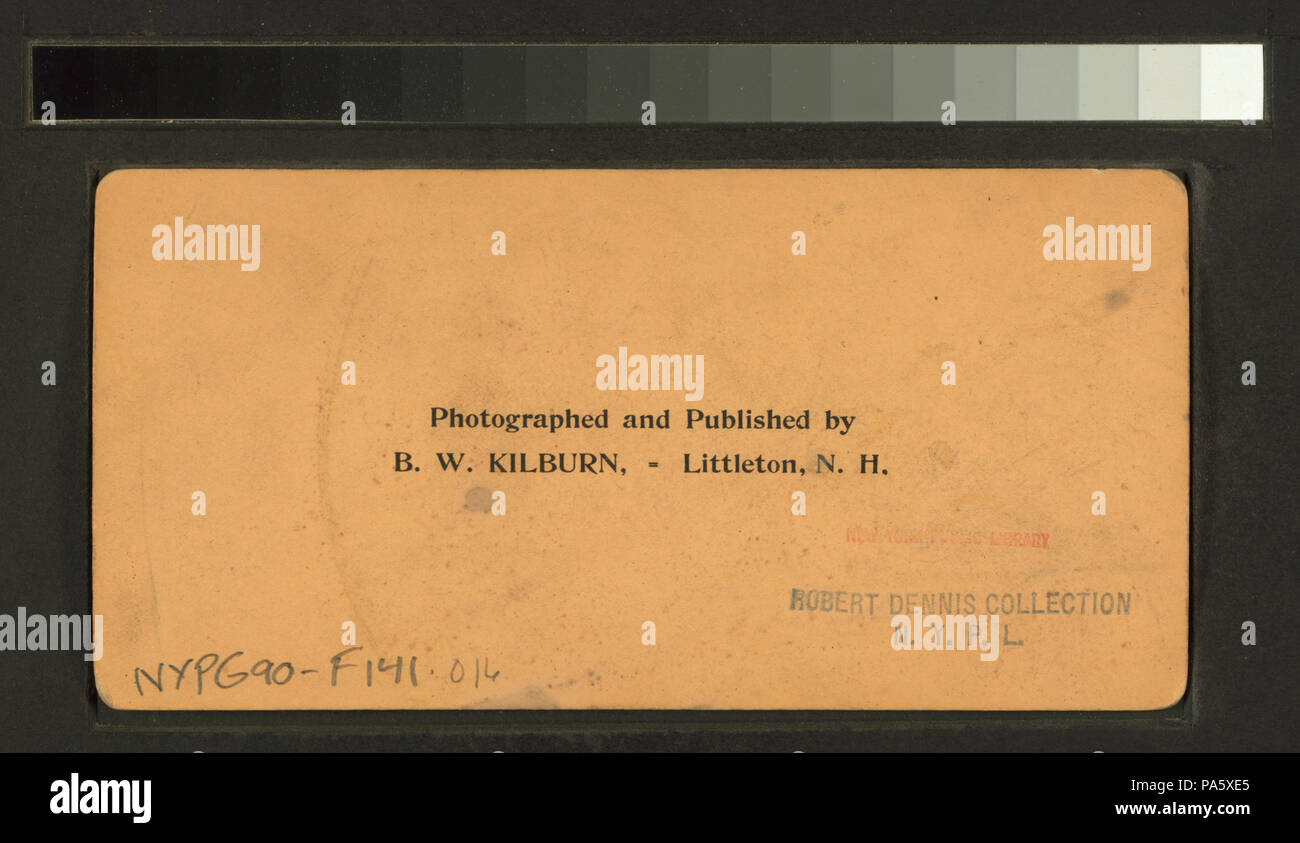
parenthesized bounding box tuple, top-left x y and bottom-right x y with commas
(92, 169, 1188, 709)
